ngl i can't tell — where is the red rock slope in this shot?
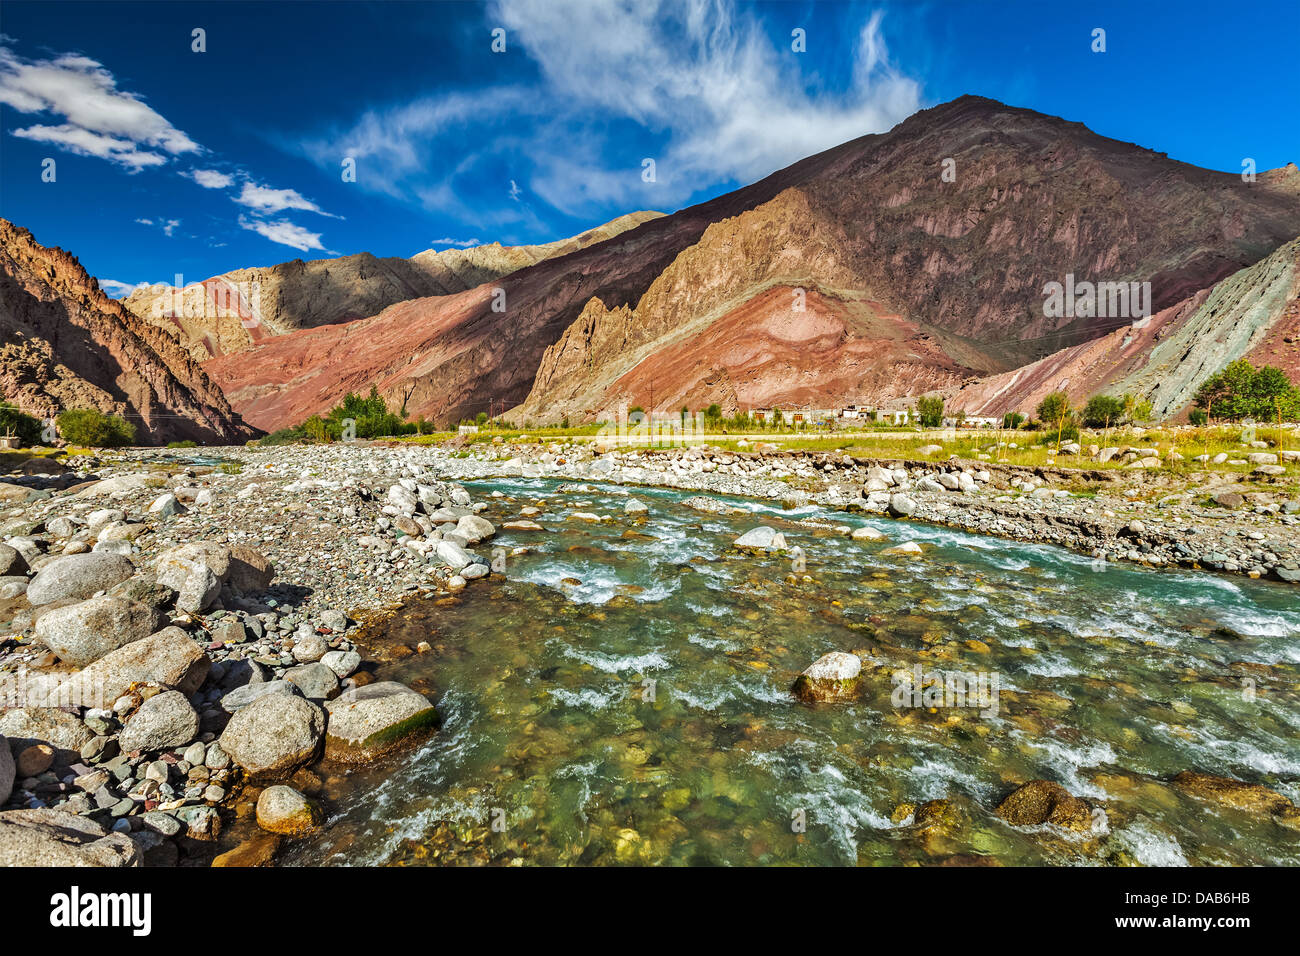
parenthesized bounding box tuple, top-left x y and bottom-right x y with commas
(206, 96, 1300, 429)
(0, 219, 258, 444)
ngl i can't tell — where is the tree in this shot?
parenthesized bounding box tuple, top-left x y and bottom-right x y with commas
(1082, 394, 1126, 428)
(916, 395, 944, 428)
(1194, 359, 1300, 421)
(475, 412, 488, 426)
(57, 409, 136, 447)
(1002, 411, 1025, 429)
(1036, 392, 1072, 428)
(705, 403, 722, 422)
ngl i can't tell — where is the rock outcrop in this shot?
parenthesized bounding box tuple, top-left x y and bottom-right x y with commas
(0, 219, 259, 444)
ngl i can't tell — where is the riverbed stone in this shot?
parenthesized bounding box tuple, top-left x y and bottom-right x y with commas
(256, 785, 323, 835)
(995, 780, 1093, 831)
(792, 652, 863, 703)
(220, 679, 301, 712)
(219, 692, 324, 779)
(25, 552, 134, 605)
(320, 650, 361, 679)
(0, 808, 140, 866)
(33, 596, 164, 666)
(49, 626, 209, 707)
(324, 681, 437, 762)
(733, 526, 787, 550)
(0, 735, 13, 804)
(0, 708, 93, 762)
(1171, 771, 1293, 815)
(285, 662, 339, 701)
(117, 691, 198, 754)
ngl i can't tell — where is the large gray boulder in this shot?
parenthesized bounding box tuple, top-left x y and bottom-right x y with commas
(220, 679, 299, 713)
(25, 553, 134, 606)
(792, 652, 863, 703)
(733, 527, 787, 551)
(284, 663, 339, 701)
(0, 809, 140, 866)
(118, 691, 198, 754)
(33, 596, 164, 666)
(454, 514, 496, 544)
(43, 626, 209, 708)
(0, 542, 27, 576)
(325, 681, 437, 762)
(219, 692, 323, 779)
(0, 708, 92, 763)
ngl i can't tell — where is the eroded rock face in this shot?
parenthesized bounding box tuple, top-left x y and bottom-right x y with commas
(0, 218, 257, 444)
(0, 809, 140, 866)
(324, 681, 437, 762)
(792, 652, 863, 703)
(995, 780, 1093, 832)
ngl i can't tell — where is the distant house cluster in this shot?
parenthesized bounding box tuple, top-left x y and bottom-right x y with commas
(742, 405, 1003, 429)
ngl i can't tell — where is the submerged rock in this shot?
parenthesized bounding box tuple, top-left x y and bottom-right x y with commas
(1171, 771, 1294, 816)
(792, 652, 862, 703)
(995, 780, 1093, 832)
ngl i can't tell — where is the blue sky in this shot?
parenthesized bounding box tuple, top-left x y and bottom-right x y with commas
(1, 0, 1297, 296)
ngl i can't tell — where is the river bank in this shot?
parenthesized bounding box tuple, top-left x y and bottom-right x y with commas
(1, 439, 1298, 865)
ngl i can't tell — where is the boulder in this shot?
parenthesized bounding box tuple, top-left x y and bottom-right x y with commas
(219, 693, 324, 779)
(256, 785, 323, 835)
(888, 493, 917, 517)
(284, 663, 339, 701)
(0, 809, 140, 866)
(0, 543, 27, 576)
(792, 652, 863, 703)
(48, 626, 209, 708)
(324, 681, 437, 762)
(624, 498, 649, 515)
(455, 514, 496, 544)
(33, 596, 164, 666)
(995, 780, 1093, 831)
(220, 680, 300, 713)
(0, 708, 92, 763)
(850, 525, 887, 542)
(320, 650, 361, 679)
(117, 690, 198, 754)
(176, 562, 221, 613)
(882, 541, 925, 559)
(25, 552, 134, 605)
(733, 527, 787, 551)
(435, 540, 475, 570)
(1171, 771, 1293, 815)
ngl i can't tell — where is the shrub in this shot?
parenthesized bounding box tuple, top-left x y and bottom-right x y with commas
(0, 403, 45, 446)
(1002, 411, 1025, 429)
(1036, 392, 1073, 428)
(166, 439, 197, 448)
(1188, 408, 1209, 426)
(57, 408, 135, 447)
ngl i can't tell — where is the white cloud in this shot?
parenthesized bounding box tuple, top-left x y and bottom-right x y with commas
(0, 43, 199, 170)
(429, 237, 482, 248)
(135, 217, 182, 236)
(98, 278, 150, 298)
(184, 168, 234, 189)
(238, 215, 333, 254)
(303, 0, 920, 217)
(234, 181, 339, 218)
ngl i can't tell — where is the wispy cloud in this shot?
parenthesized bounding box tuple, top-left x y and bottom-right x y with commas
(0, 42, 199, 171)
(136, 217, 181, 236)
(238, 215, 334, 254)
(234, 181, 339, 217)
(429, 237, 482, 248)
(299, 0, 920, 219)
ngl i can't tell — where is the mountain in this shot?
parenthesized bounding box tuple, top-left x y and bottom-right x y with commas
(201, 96, 1300, 429)
(0, 219, 258, 445)
(945, 235, 1300, 421)
(122, 211, 661, 362)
